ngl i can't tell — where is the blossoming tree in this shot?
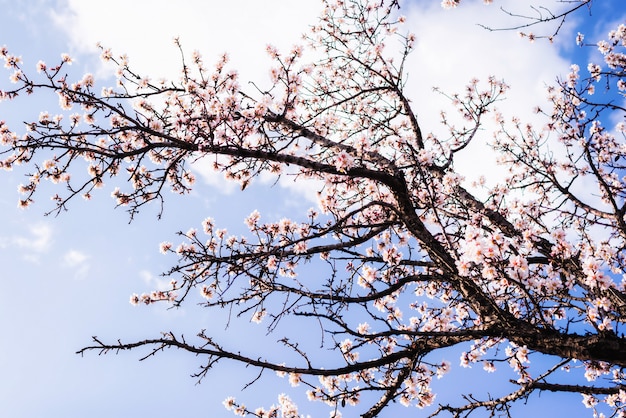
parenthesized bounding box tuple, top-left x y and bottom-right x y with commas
(1, 0, 625, 416)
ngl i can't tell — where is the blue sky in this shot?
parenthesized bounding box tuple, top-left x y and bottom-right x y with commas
(0, 1, 624, 417)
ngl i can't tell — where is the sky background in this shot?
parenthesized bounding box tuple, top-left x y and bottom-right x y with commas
(0, 0, 624, 417)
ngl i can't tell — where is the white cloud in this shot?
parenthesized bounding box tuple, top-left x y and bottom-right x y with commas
(190, 156, 238, 194)
(50, 0, 322, 83)
(139, 269, 170, 291)
(63, 249, 90, 279)
(403, 1, 572, 186)
(63, 249, 87, 266)
(13, 222, 53, 253)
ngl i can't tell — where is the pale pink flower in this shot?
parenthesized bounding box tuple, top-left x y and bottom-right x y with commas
(200, 285, 214, 300)
(483, 361, 496, 372)
(138, 77, 150, 88)
(251, 309, 266, 324)
(334, 150, 354, 173)
(357, 322, 370, 334)
(233, 404, 246, 416)
(576, 32, 585, 46)
(9, 70, 22, 83)
(202, 217, 214, 234)
(597, 40, 611, 54)
(441, 0, 460, 9)
(581, 394, 598, 408)
(515, 346, 529, 363)
(358, 266, 377, 288)
(244, 210, 260, 229)
(288, 372, 301, 387)
(416, 391, 435, 408)
(100, 48, 112, 62)
(3, 54, 22, 69)
(598, 317, 613, 331)
(462, 240, 484, 264)
(293, 240, 307, 254)
(129, 293, 140, 306)
(79, 74, 94, 89)
(61, 53, 73, 64)
(382, 246, 402, 265)
(266, 44, 279, 59)
(266, 256, 277, 270)
(159, 241, 172, 254)
(437, 360, 451, 378)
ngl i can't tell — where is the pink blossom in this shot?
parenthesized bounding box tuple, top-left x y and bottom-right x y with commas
(334, 150, 354, 173)
(129, 293, 139, 306)
(9, 70, 22, 84)
(81, 73, 94, 88)
(61, 53, 73, 64)
(288, 373, 301, 387)
(251, 309, 266, 324)
(202, 217, 214, 234)
(266, 256, 277, 270)
(159, 241, 172, 254)
(441, 0, 460, 9)
(581, 394, 598, 408)
(293, 240, 308, 254)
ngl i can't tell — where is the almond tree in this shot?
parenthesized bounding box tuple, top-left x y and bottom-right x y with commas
(1, 0, 625, 417)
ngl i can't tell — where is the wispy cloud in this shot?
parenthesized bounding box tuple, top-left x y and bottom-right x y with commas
(50, 0, 322, 82)
(11, 223, 53, 260)
(403, 1, 572, 186)
(63, 249, 90, 279)
(139, 269, 171, 292)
